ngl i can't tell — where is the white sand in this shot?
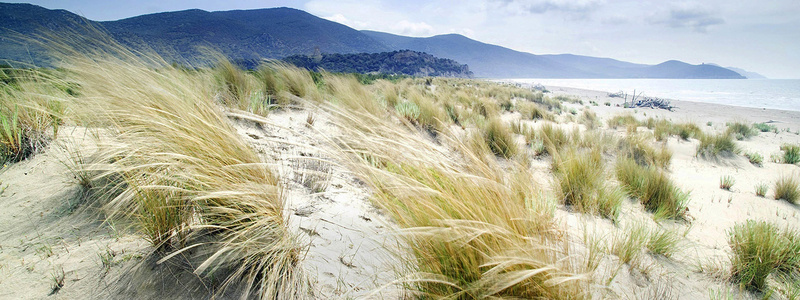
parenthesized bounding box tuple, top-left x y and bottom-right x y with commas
(1, 84, 799, 299)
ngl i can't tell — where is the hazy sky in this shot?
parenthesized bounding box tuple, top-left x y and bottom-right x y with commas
(15, 0, 800, 78)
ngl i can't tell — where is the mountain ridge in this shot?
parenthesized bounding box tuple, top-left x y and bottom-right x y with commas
(0, 2, 753, 79)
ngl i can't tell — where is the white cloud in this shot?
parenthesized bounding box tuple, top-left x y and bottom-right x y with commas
(324, 13, 369, 29)
(392, 20, 435, 36)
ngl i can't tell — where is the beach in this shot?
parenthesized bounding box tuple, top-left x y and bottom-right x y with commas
(2, 76, 799, 299)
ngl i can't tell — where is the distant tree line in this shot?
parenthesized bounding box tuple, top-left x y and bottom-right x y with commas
(281, 50, 473, 78)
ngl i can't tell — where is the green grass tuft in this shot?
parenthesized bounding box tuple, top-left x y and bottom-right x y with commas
(720, 175, 735, 191)
(728, 220, 800, 292)
(552, 147, 622, 221)
(483, 118, 518, 158)
(726, 121, 756, 140)
(743, 151, 763, 166)
(755, 183, 768, 197)
(780, 144, 800, 164)
(697, 133, 738, 158)
(774, 174, 799, 204)
(615, 157, 688, 220)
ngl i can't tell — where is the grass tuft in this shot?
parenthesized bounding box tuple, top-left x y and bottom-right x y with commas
(720, 175, 735, 191)
(726, 121, 756, 140)
(743, 151, 763, 166)
(615, 157, 688, 220)
(697, 133, 738, 158)
(728, 220, 800, 292)
(552, 147, 622, 221)
(755, 183, 768, 197)
(774, 174, 799, 204)
(483, 118, 518, 158)
(780, 144, 800, 164)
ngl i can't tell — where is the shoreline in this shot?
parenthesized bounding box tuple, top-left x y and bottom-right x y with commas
(539, 84, 800, 132)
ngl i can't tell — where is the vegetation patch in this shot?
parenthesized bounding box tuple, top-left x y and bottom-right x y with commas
(774, 174, 799, 204)
(615, 157, 688, 220)
(728, 220, 800, 292)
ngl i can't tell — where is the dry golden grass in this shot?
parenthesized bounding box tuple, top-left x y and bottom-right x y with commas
(324, 80, 588, 298)
(50, 36, 308, 299)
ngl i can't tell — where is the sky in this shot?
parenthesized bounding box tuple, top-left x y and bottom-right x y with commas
(14, 0, 800, 78)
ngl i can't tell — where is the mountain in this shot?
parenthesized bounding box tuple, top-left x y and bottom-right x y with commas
(361, 31, 591, 78)
(283, 50, 473, 78)
(0, 3, 748, 79)
(725, 67, 767, 79)
(101, 7, 389, 63)
(0, 2, 99, 66)
(363, 30, 745, 79)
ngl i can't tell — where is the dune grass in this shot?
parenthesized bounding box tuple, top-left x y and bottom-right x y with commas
(326, 83, 587, 298)
(773, 174, 799, 204)
(755, 183, 768, 197)
(780, 143, 800, 165)
(552, 147, 622, 221)
(483, 117, 518, 158)
(0, 73, 66, 163)
(607, 114, 639, 129)
(743, 151, 763, 166)
(54, 41, 308, 298)
(697, 132, 738, 158)
(726, 121, 756, 140)
(617, 134, 672, 168)
(615, 157, 688, 220)
(720, 175, 735, 191)
(728, 220, 800, 292)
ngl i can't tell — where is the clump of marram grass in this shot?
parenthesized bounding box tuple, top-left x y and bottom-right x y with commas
(607, 114, 639, 129)
(615, 157, 688, 220)
(517, 101, 553, 121)
(479, 118, 517, 158)
(617, 134, 672, 168)
(720, 175, 735, 191)
(0, 74, 67, 163)
(753, 122, 777, 133)
(552, 147, 622, 221)
(755, 183, 768, 197)
(697, 132, 738, 158)
(328, 91, 587, 298)
(726, 121, 756, 140)
(780, 143, 800, 164)
(674, 122, 702, 140)
(580, 110, 599, 129)
(728, 220, 800, 292)
(744, 151, 763, 166)
(609, 223, 682, 265)
(58, 42, 308, 298)
(537, 122, 570, 155)
(774, 174, 799, 204)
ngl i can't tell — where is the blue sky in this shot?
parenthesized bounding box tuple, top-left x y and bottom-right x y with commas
(13, 0, 800, 78)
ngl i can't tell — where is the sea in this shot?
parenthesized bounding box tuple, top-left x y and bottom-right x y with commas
(502, 79, 800, 112)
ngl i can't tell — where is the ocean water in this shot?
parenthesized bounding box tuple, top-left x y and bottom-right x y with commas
(504, 79, 800, 112)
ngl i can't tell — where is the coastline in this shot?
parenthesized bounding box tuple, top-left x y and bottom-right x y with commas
(543, 85, 800, 132)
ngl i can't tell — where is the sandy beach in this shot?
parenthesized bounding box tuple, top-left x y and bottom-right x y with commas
(2, 77, 799, 299)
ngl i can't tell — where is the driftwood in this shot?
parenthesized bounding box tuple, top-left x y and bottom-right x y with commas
(609, 89, 674, 111)
(629, 96, 674, 111)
